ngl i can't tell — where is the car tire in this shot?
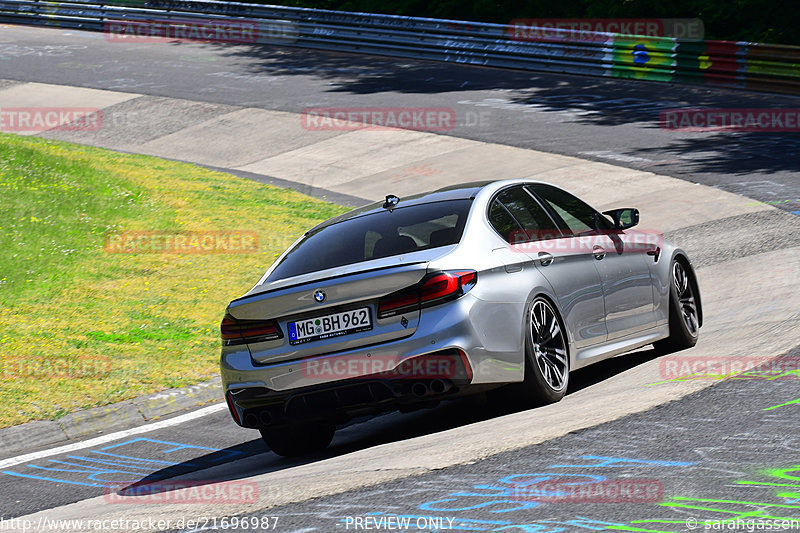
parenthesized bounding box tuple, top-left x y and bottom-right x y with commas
(260, 422, 335, 457)
(655, 258, 700, 351)
(504, 296, 569, 407)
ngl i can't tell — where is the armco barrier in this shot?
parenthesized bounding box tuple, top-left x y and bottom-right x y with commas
(1, 0, 799, 95)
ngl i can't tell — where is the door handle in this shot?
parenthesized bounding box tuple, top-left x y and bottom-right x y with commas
(647, 246, 661, 262)
(538, 252, 554, 266)
(592, 245, 606, 260)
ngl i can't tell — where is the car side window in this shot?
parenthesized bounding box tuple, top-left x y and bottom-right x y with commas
(527, 184, 613, 235)
(494, 186, 560, 242)
(488, 199, 522, 242)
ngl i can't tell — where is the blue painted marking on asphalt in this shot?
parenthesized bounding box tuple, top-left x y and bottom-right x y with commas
(498, 473, 605, 487)
(90, 451, 202, 467)
(99, 438, 244, 463)
(409, 458, 689, 530)
(100, 438, 225, 454)
(1, 438, 244, 487)
(25, 461, 142, 482)
(63, 455, 155, 470)
(418, 496, 539, 513)
(1, 471, 106, 487)
(548, 455, 694, 468)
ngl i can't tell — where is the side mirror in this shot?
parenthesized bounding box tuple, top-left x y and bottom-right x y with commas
(603, 208, 639, 230)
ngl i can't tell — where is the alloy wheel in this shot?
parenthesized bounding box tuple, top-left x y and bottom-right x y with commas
(529, 299, 568, 391)
(673, 261, 699, 337)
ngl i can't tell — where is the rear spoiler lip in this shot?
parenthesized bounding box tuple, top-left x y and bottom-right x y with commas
(228, 261, 430, 309)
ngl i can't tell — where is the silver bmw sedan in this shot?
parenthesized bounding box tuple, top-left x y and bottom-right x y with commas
(220, 179, 702, 456)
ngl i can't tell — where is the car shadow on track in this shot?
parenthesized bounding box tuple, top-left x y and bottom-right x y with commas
(113, 344, 674, 498)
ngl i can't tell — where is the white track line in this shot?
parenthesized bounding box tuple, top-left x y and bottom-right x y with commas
(0, 403, 226, 469)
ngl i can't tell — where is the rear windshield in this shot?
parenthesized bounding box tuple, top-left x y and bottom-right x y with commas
(267, 199, 472, 281)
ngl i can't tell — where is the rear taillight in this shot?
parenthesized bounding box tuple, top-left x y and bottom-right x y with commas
(378, 270, 477, 319)
(376, 289, 419, 317)
(220, 312, 283, 345)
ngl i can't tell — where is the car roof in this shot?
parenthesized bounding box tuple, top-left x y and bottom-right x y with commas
(305, 181, 499, 234)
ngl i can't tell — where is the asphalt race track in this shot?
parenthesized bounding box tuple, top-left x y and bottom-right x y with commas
(1, 22, 799, 533)
(0, 25, 798, 214)
(220, 348, 800, 533)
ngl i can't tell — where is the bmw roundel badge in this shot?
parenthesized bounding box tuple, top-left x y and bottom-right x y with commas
(314, 290, 326, 303)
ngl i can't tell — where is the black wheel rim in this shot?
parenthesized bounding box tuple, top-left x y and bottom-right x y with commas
(529, 299, 568, 391)
(673, 262, 699, 337)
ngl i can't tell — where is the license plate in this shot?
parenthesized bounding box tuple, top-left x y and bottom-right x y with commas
(288, 307, 372, 345)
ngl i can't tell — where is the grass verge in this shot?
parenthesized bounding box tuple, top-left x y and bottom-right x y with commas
(0, 133, 348, 427)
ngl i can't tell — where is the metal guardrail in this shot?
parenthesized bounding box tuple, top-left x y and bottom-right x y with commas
(1, 0, 799, 95)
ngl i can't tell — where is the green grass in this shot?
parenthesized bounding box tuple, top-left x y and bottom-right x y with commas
(0, 133, 348, 427)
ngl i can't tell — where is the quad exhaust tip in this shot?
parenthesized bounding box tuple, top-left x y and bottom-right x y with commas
(411, 382, 429, 397)
(430, 379, 450, 394)
(244, 410, 274, 427)
(412, 380, 452, 397)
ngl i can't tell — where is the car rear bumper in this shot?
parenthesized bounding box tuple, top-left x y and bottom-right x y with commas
(225, 350, 485, 428)
(220, 295, 526, 426)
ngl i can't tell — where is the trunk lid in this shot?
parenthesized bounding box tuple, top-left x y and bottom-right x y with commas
(228, 261, 431, 364)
